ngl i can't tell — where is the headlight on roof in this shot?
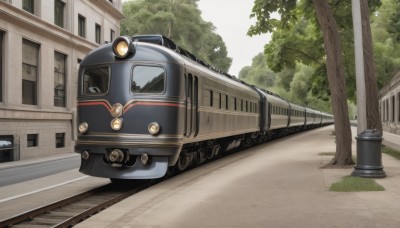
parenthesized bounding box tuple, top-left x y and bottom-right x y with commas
(112, 36, 135, 58)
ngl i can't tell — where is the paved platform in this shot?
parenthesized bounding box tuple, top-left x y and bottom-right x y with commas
(73, 125, 400, 228)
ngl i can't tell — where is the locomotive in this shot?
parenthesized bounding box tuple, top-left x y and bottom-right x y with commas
(75, 35, 333, 181)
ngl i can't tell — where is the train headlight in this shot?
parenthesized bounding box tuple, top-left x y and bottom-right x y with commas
(78, 122, 89, 134)
(116, 41, 128, 56)
(111, 118, 123, 131)
(112, 36, 134, 58)
(81, 151, 90, 160)
(148, 122, 160, 135)
(111, 103, 124, 118)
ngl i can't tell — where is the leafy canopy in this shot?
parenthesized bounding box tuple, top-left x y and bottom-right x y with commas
(371, 0, 400, 87)
(247, 0, 384, 103)
(121, 0, 232, 71)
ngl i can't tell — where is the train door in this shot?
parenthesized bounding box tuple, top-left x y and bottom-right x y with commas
(185, 73, 199, 138)
(268, 103, 272, 129)
(288, 104, 292, 127)
(193, 76, 199, 137)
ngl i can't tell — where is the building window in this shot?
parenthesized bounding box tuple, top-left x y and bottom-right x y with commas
(78, 14, 86, 38)
(398, 93, 400, 122)
(54, 52, 66, 107)
(27, 134, 38, 147)
(110, 29, 115, 42)
(54, 0, 65, 28)
(95, 24, 101, 44)
(56, 133, 65, 148)
(392, 96, 395, 122)
(0, 31, 3, 103)
(23, 0, 34, 14)
(22, 39, 39, 105)
(0, 135, 13, 162)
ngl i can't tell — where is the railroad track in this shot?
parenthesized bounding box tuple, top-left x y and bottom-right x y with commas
(0, 180, 152, 228)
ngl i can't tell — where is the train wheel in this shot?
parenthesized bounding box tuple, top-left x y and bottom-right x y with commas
(208, 145, 220, 160)
(206, 148, 214, 160)
(165, 166, 176, 177)
(194, 149, 207, 165)
(177, 154, 189, 171)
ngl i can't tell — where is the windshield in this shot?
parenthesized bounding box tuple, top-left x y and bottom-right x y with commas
(131, 66, 165, 93)
(82, 66, 109, 95)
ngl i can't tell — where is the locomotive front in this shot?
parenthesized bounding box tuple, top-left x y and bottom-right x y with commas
(75, 36, 185, 179)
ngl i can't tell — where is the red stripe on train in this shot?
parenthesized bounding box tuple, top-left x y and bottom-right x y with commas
(78, 101, 111, 111)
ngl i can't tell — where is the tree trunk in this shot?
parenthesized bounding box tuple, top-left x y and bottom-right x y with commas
(312, 0, 354, 166)
(360, 0, 382, 132)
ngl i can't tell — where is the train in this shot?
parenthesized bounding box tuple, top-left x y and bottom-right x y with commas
(75, 34, 334, 181)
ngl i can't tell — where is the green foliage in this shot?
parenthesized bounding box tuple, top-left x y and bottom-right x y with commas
(248, 0, 298, 36)
(318, 152, 335, 156)
(263, 19, 323, 73)
(275, 68, 295, 92)
(238, 55, 332, 112)
(121, 0, 232, 71)
(371, 0, 400, 88)
(382, 145, 400, 160)
(238, 53, 275, 90)
(248, 0, 384, 104)
(289, 63, 314, 104)
(329, 176, 385, 192)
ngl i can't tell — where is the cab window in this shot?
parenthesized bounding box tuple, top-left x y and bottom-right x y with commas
(82, 66, 109, 95)
(132, 66, 165, 93)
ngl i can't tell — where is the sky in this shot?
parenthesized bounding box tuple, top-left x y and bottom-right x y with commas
(197, 0, 271, 76)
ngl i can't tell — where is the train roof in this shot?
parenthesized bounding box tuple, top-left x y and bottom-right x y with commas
(80, 34, 257, 94)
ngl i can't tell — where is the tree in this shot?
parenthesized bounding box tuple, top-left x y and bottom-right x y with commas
(275, 68, 295, 92)
(238, 53, 276, 90)
(248, 0, 353, 166)
(289, 63, 314, 105)
(312, 0, 352, 165)
(121, 0, 232, 71)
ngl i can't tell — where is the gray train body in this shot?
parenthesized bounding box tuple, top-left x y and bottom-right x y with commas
(75, 35, 334, 180)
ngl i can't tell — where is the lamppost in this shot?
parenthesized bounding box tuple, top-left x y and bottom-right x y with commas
(351, 0, 385, 178)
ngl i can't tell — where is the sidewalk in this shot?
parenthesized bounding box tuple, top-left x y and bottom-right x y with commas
(382, 130, 400, 152)
(75, 125, 400, 228)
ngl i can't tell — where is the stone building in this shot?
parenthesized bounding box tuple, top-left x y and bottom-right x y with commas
(379, 70, 400, 134)
(0, 0, 123, 162)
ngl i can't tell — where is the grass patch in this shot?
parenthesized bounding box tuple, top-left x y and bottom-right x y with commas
(382, 145, 400, 160)
(329, 176, 385, 192)
(319, 152, 335, 156)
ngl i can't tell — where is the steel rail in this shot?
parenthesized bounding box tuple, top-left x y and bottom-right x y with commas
(0, 181, 152, 228)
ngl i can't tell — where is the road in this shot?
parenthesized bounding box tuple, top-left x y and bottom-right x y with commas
(0, 156, 80, 187)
